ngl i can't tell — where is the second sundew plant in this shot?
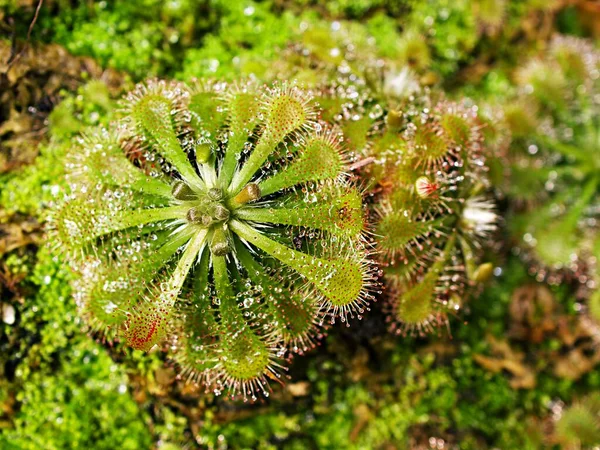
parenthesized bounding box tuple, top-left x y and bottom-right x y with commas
(367, 95, 497, 335)
(51, 79, 376, 400)
(504, 36, 599, 278)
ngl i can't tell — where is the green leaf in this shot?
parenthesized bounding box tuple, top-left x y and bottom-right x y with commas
(219, 88, 263, 184)
(258, 131, 345, 196)
(124, 229, 208, 351)
(229, 86, 314, 195)
(67, 128, 172, 198)
(231, 220, 367, 308)
(212, 254, 274, 385)
(376, 210, 446, 259)
(129, 85, 200, 187)
(236, 240, 318, 349)
(237, 185, 363, 239)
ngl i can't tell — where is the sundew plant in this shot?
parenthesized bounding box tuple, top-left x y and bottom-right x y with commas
(369, 95, 497, 335)
(51, 79, 376, 400)
(506, 36, 600, 277)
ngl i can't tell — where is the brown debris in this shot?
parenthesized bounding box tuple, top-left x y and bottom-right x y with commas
(552, 316, 600, 380)
(0, 40, 123, 173)
(286, 381, 310, 397)
(0, 216, 41, 257)
(477, 282, 600, 386)
(509, 284, 556, 342)
(349, 404, 372, 443)
(349, 346, 371, 382)
(576, 0, 600, 37)
(0, 212, 41, 298)
(474, 335, 537, 389)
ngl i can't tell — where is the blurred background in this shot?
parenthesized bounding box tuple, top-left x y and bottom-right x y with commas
(1, 1, 599, 449)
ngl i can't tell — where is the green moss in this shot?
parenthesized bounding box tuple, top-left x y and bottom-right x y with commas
(0, 240, 152, 448)
(1, 338, 151, 449)
(405, 0, 478, 78)
(179, 2, 300, 80)
(30, 0, 218, 79)
(0, 338, 151, 450)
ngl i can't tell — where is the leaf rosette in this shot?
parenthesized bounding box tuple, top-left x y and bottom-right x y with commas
(51, 79, 376, 400)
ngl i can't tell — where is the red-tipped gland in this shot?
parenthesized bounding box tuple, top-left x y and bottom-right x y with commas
(415, 176, 439, 199)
